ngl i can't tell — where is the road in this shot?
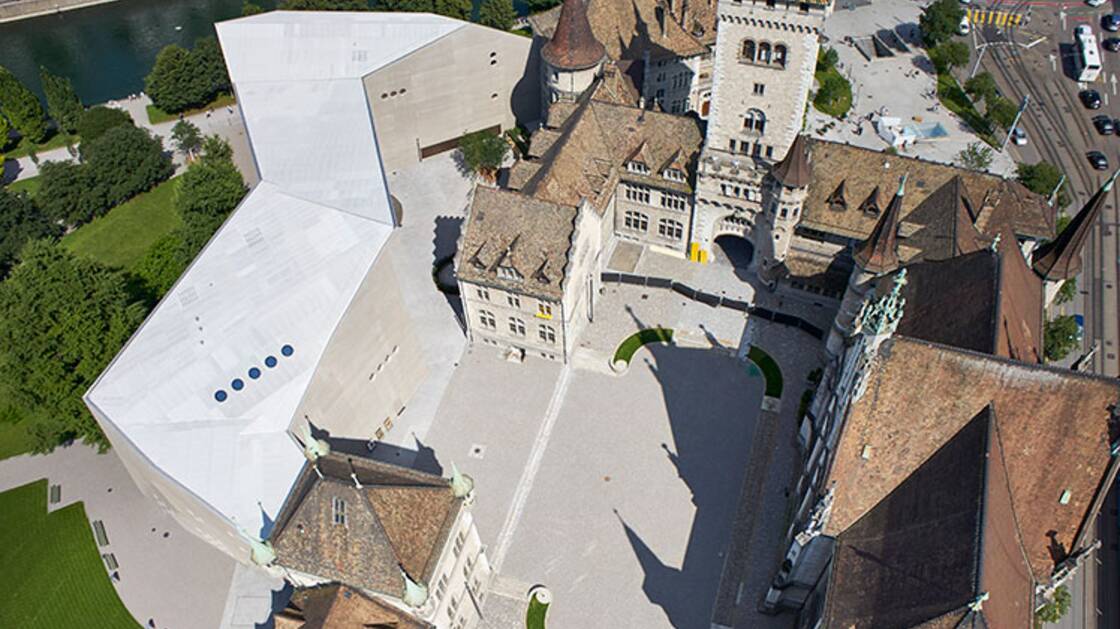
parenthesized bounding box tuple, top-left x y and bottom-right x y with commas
(973, 1, 1118, 626)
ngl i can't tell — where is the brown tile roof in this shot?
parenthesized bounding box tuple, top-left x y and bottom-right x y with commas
(588, 61, 641, 107)
(274, 584, 432, 629)
(271, 453, 462, 596)
(852, 176, 906, 274)
(900, 175, 989, 261)
(542, 0, 608, 70)
(801, 141, 1053, 248)
(455, 186, 578, 301)
(529, 0, 709, 62)
(825, 336, 1119, 581)
(887, 245, 1042, 363)
(1032, 172, 1116, 281)
(823, 407, 1032, 629)
(771, 134, 812, 188)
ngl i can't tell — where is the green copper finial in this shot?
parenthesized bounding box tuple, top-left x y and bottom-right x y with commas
(897, 173, 908, 196)
(989, 233, 1001, 252)
(237, 527, 276, 566)
(450, 462, 475, 499)
(968, 592, 989, 612)
(859, 269, 908, 338)
(401, 568, 429, 607)
(296, 420, 330, 462)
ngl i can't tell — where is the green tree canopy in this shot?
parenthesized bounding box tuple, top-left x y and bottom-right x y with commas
(0, 111, 11, 149)
(955, 142, 993, 171)
(986, 96, 1018, 130)
(1036, 586, 1072, 625)
(964, 72, 997, 105)
(192, 37, 232, 101)
(374, 0, 469, 17)
(524, 0, 560, 12)
(0, 240, 146, 452)
(82, 124, 174, 210)
(36, 160, 96, 226)
(817, 47, 839, 72)
(201, 134, 234, 162)
(1044, 315, 1081, 362)
(76, 105, 133, 148)
(1017, 161, 1069, 208)
(929, 41, 969, 73)
(177, 152, 247, 219)
(133, 232, 188, 299)
(458, 129, 509, 178)
(920, 0, 964, 48)
(281, 0, 369, 8)
(478, 0, 516, 30)
(242, 1, 266, 15)
(39, 68, 83, 135)
(0, 187, 58, 278)
(0, 65, 47, 143)
(171, 119, 203, 158)
(145, 45, 195, 114)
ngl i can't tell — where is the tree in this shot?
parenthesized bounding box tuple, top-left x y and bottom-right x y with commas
(457, 129, 509, 179)
(144, 45, 196, 113)
(242, 1, 266, 15)
(817, 47, 839, 72)
(964, 72, 997, 105)
(133, 232, 188, 299)
(478, 0, 516, 30)
(280, 0, 369, 9)
(919, 0, 964, 48)
(36, 160, 96, 226)
(0, 111, 11, 150)
(1055, 278, 1077, 305)
(76, 105, 133, 147)
(83, 125, 174, 210)
(1035, 585, 1072, 626)
(39, 68, 83, 135)
(987, 96, 1018, 130)
(956, 142, 993, 171)
(1044, 315, 1081, 362)
(929, 41, 969, 73)
(171, 120, 203, 158)
(436, 0, 473, 19)
(201, 134, 234, 162)
(0, 65, 47, 143)
(177, 154, 247, 219)
(0, 240, 146, 452)
(0, 187, 58, 278)
(1017, 161, 1069, 209)
(191, 37, 231, 102)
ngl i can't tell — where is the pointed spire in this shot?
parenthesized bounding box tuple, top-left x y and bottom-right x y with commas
(542, 0, 607, 71)
(1033, 169, 1120, 281)
(853, 174, 907, 275)
(450, 462, 475, 499)
(771, 134, 812, 187)
(238, 527, 276, 566)
(401, 567, 429, 607)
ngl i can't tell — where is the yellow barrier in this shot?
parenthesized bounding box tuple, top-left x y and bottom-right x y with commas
(968, 9, 1022, 27)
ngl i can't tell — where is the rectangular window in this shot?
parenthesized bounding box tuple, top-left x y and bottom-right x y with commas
(624, 210, 649, 231)
(331, 496, 347, 526)
(508, 317, 526, 337)
(660, 192, 687, 211)
(454, 529, 467, 556)
(537, 302, 552, 319)
(478, 310, 496, 330)
(766, 145, 774, 158)
(435, 574, 449, 600)
(753, 83, 765, 96)
(507, 294, 521, 309)
(476, 287, 490, 301)
(658, 219, 684, 240)
(729, 138, 737, 152)
(539, 325, 556, 344)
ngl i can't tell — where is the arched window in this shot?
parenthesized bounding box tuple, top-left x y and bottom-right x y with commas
(758, 42, 772, 64)
(740, 39, 756, 62)
(743, 109, 766, 135)
(774, 44, 788, 67)
(624, 210, 649, 232)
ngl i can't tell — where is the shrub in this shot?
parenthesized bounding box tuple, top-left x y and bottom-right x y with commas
(0, 65, 47, 143)
(458, 129, 509, 179)
(920, 0, 965, 48)
(1044, 316, 1080, 362)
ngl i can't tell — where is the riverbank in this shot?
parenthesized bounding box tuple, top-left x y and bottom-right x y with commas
(0, 0, 118, 24)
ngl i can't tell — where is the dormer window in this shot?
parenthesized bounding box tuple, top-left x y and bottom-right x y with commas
(497, 265, 522, 281)
(627, 161, 650, 175)
(331, 496, 347, 526)
(663, 168, 685, 182)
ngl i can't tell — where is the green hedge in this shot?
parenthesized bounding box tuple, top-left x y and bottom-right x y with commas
(613, 327, 674, 365)
(526, 596, 549, 629)
(748, 345, 784, 398)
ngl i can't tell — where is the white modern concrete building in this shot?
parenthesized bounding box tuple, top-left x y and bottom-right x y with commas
(85, 10, 534, 570)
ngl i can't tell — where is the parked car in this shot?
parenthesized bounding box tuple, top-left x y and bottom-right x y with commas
(1010, 127, 1028, 145)
(1104, 14, 1120, 32)
(1075, 314, 1085, 342)
(958, 15, 971, 36)
(1082, 89, 1103, 109)
(1106, 38, 1120, 52)
(1088, 151, 1110, 170)
(1088, 0, 1108, 7)
(1094, 115, 1115, 134)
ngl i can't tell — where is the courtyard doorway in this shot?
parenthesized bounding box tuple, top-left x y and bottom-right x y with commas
(712, 235, 755, 269)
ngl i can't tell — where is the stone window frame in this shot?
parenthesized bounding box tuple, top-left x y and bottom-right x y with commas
(478, 309, 496, 330)
(508, 317, 526, 337)
(658, 218, 684, 240)
(624, 210, 649, 232)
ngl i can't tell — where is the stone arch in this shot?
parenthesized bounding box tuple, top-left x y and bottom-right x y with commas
(743, 108, 766, 135)
(740, 39, 756, 62)
(758, 42, 772, 64)
(712, 232, 756, 269)
(774, 44, 788, 67)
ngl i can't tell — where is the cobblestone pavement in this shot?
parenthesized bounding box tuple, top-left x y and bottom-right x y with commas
(0, 443, 284, 629)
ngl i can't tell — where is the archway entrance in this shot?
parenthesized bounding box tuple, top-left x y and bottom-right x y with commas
(712, 234, 755, 269)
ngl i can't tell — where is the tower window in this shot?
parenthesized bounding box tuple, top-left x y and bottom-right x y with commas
(740, 39, 756, 62)
(331, 497, 347, 526)
(774, 45, 788, 67)
(753, 83, 765, 96)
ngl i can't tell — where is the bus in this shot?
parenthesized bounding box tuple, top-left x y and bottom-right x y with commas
(1076, 26, 1103, 82)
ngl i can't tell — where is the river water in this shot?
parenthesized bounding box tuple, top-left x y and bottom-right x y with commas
(0, 0, 278, 104)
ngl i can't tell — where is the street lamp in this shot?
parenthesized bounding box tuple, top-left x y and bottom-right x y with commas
(1001, 94, 1031, 151)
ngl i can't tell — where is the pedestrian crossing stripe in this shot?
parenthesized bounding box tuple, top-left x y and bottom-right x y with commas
(967, 9, 1023, 27)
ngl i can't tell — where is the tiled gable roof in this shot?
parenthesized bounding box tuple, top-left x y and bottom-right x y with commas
(275, 583, 432, 629)
(826, 337, 1119, 581)
(529, 0, 709, 61)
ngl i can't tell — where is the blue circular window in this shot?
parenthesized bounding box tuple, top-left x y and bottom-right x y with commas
(265, 356, 278, 368)
(281, 344, 294, 357)
(231, 378, 245, 391)
(248, 367, 261, 379)
(215, 390, 228, 402)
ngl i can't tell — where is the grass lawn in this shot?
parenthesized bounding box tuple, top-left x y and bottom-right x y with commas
(0, 479, 139, 628)
(747, 345, 784, 398)
(6, 174, 42, 197)
(526, 596, 549, 629)
(936, 72, 998, 147)
(614, 327, 674, 365)
(62, 177, 181, 271)
(813, 66, 852, 118)
(2, 131, 78, 160)
(0, 422, 35, 460)
(146, 93, 236, 125)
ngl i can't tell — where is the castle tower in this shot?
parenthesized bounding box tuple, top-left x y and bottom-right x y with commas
(826, 174, 906, 357)
(1033, 168, 1120, 306)
(540, 0, 607, 115)
(758, 134, 811, 275)
(690, 0, 830, 265)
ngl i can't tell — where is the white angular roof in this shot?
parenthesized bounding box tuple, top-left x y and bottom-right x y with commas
(87, 12, 462, 537)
